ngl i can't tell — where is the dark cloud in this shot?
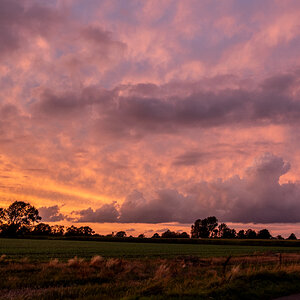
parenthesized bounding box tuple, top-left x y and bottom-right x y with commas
(39, 205, 65, 222)
(118, 190, 197, 223)
(0, 0, 63, 57)
(62, 153, 300, 224)
(173, 151, 209, 166)
(75, 202, 119, 223)
(81, 26, 126, 51)
(30, 71, 300, 140)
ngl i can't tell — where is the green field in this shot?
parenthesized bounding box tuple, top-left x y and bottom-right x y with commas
(1, 238, 300, 261)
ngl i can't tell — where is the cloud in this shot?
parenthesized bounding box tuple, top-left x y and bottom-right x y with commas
(92, 153, 300, 224)
(38, 205, 65, 222)
(119, 190, 197, 223)
(0, 0, 63, 57)
(27, 71, 300, 143)
(173, 151, 209, 166)
(75, 202, 119, 223)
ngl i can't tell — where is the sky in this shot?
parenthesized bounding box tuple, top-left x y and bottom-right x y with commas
(2, 0, 300, 237)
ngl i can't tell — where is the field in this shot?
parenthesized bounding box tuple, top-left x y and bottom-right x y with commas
(1, 238, 300, 261)
(2, 238, 300, 299)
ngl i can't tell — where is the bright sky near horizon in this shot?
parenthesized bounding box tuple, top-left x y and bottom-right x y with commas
(2, 0, 300, 237)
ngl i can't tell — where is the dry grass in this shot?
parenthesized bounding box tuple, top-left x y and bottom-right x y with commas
(0, 254, 6, 262)
(67, 256, 84, 267)
(1, 253, 300, 299)
(90, 255, 104, 267)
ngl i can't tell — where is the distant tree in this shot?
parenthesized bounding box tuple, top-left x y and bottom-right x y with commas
(152, 233, 160, 238)
(218, 223, 236, 238)
(115, 231, 126, 238)
(65, 225, 80, 236)
(0, 201, 41, 236)
(191, 216, 218, 238)
(178, 232, 190, 238)
(161, 230, 177, 238)
(78, 226, 94, 236)
(33, 223, 52, 236)
(51, 225, 64, 236)
(287, 233, 297, 240)
(138, 234, 145, 238)
(257, 229, 272, 239)
(65, 225, 94, 236)
(245, 229, 257, 239)
(276, 235, 284, 240)
(0, 208, 4, 226)
(237, 230, 246, 239)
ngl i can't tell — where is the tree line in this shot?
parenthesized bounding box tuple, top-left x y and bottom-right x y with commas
(0, 201, 297, 240)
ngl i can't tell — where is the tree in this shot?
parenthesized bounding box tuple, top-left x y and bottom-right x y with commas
(161, 229, 177, 238)
(276, 235, 284, 240)
(78, 226, 94, 236)
(138, 234, 145, 238)
(257, 229, 272, 239)
(152, 233, 160, 238)
(178, 232, 190, 238)
(191, 216, 218, 238)
(245, 229, 257, 239)
(237, 230, 246, 239)
(65, 225, 94, 236)
(115, 231, 126, 238)
(65, 225, 80, 236)
(0, 201, 41, 236)
(218, 223, 236, 238)
(287, 233, 297, 240)
(51, 225, 64, 236)
(33, 223, 51, 236)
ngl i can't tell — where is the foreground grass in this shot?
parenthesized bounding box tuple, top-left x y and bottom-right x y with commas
(1, 254, 300, 299)
(1, 238, 300, 261)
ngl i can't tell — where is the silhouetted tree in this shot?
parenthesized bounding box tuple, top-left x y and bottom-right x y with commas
(245, 229, 257, 239)
(257, 229, 272, 239)
(218, 223, 236, 238)
(65, 225, 94, 236)
(33, 223, 51, 236)
(178, 232, 190, 238)
(161, 230, 177, 238)
(78, 226, 94, 236)
(276, 235, 284, 240)
(237, 230, 246, 239)
(115, 231, 126, 238)
(152, 233, 160, 238)
(0, 201, 41, 236)
(287, 233, 297, 240)
(65, 225, 80, 236)
(138, 234, 145, 238)
(51, 225, 64, 236)
(191, 216, 218, 238)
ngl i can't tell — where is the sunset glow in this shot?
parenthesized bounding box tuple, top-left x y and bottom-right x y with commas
(2, 0, 300, 237)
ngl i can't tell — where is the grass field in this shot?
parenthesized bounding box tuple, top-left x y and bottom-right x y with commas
(1, 238, 300, 261)
(2, 238, 300, 299)
(1, 252, 300, 299)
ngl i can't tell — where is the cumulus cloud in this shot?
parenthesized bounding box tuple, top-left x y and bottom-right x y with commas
(71, 153, 300, 224)
(75, 202, 119, 223)
(0, 0, 63, 57)
(28, 71, 300, 141)
(39, 205, 65, 222)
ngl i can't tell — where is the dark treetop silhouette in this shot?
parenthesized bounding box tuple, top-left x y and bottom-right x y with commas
(0, 201, 298, 240)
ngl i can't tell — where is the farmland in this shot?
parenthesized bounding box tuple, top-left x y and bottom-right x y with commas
(1, 238, 300, 299)
(1, 238, 300, 261)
